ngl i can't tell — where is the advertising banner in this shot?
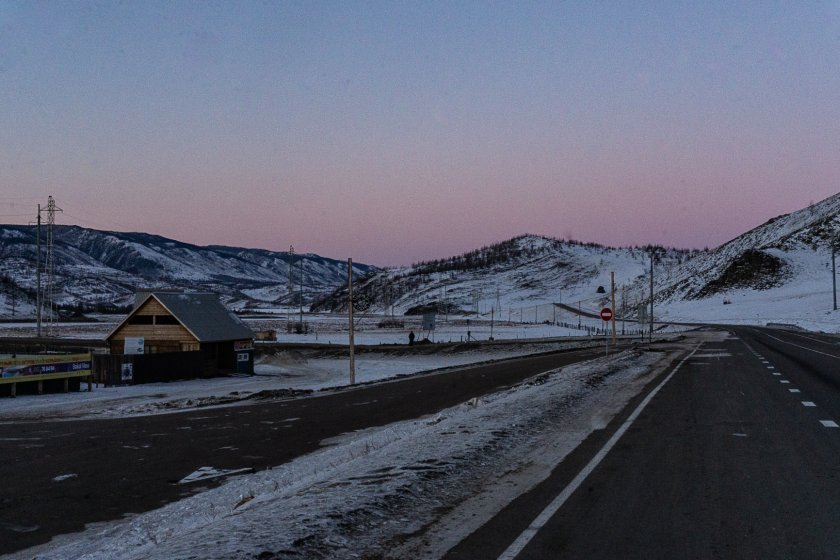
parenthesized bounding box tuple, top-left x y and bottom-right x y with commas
(0, 353, 92, 383)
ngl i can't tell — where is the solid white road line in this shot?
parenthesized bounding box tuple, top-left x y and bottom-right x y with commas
(496, 344, 702, 560)
(760, 331, 840, 360)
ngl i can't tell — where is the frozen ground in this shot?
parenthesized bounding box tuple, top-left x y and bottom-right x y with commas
(0, 340, 613, 422)
(6, 343, 688, 560)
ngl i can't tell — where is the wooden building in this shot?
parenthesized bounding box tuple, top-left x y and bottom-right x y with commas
(105, 292, 254, 375)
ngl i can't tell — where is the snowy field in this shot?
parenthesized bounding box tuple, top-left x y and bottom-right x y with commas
(5, 341, 693, 560)
(660, 249, 840, 333)
(0, 339, 614, 421)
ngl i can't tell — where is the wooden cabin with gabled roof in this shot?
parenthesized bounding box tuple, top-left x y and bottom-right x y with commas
(105, 292, 254, 377)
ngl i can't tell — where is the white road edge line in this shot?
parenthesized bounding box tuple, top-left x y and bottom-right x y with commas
(759, 331, 840, 360)
(496, 344, 702, 560)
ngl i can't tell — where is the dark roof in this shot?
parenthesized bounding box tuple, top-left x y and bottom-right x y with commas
(153, 293, 254, 343)
(107, 292, 254, 343)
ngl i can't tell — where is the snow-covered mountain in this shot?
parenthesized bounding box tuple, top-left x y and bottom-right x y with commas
(3, 192, 838, 329)
(649, 192, 840, 329)
(0, 225, 377, 316)
(313, 191, 840, 331)
(312, 235, 695, 321)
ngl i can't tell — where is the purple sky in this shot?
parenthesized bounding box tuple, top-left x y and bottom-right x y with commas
(1, 2, 839, 266)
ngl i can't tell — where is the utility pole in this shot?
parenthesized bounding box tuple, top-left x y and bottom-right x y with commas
(611, 271, 616, 345)
(649, 248, 655, 343)
(621, 285, 627, 335)
(36, 203, 42, 337)
(348, 259, 355, 385)
(299, 252, 304, 328)
(490, 307, 495, 340)
(833, 232, 837, 311)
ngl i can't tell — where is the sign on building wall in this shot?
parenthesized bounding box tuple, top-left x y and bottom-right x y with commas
(124, 337, 145, 355)
(121, 363, 134, 382)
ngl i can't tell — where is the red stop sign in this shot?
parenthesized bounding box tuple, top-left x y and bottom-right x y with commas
(600, 307, 613, 321)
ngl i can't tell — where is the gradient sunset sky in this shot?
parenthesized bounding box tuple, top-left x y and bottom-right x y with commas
(1, 2, 839, 266)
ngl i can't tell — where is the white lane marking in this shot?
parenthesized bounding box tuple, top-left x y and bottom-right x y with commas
(759, 331, 840, 360)
(784, 331, 840, 346)
(780, 380, 790, 384)
(772, 372, 781, 376)
(496, 345, 702, 560)
(766, 366, 775, 370)
(732, 433, 748, 437)
(52, 473, 78, 482)
(819, 420, 839, 428)
(802, 401, 816, 407)
(789, 389, 801, 393)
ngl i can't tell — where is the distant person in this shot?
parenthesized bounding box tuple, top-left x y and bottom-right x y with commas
(408, 331, 415, 346)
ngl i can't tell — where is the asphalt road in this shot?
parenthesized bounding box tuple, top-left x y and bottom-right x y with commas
(0, 345, 607, 556)
(446, 327, 840, 559)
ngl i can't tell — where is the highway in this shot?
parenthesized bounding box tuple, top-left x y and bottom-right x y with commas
(0, 345, 606, 556)
(446, 326, 840, 559)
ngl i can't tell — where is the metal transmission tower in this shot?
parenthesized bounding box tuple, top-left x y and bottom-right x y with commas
(44, 196, 62, 335)
(287, 245, 294, 329)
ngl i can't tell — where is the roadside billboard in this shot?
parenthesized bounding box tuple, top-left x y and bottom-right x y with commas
(0, 354, 92, 383)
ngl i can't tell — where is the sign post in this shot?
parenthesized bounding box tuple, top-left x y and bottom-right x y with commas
(600, 307, 613, 355)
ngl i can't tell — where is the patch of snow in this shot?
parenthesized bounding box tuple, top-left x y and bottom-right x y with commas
(9, 350, 666, 560)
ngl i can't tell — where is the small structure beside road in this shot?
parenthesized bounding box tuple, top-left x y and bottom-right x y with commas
(99, 292, 254, 385)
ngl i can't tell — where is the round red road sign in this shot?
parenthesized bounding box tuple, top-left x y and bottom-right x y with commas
(600, 307, 613, 321)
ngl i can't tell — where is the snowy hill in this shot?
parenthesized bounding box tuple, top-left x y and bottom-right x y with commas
(651, 192, 840, 329)
(3, 192, 838, 329)
(0, 225, 376, 317)
(312, 192, 840, 332)
(312, 235, 695, 322)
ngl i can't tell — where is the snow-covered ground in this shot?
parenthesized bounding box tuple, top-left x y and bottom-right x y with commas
(661, 249, 840, 333)
(5, 340, 692, 560)
(0, 340, 616, 421)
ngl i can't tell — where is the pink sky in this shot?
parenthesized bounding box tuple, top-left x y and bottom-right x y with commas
(2, 3, 839, 266)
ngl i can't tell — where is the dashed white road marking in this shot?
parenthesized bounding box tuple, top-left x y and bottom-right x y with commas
(772, 372, 781, 376)
(819, 420, 839, 428)
(766, 366, 775, 370)
(802, 401, 816, 407)
(780, 380, 790, 384)
(789, 389, 801, 393)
